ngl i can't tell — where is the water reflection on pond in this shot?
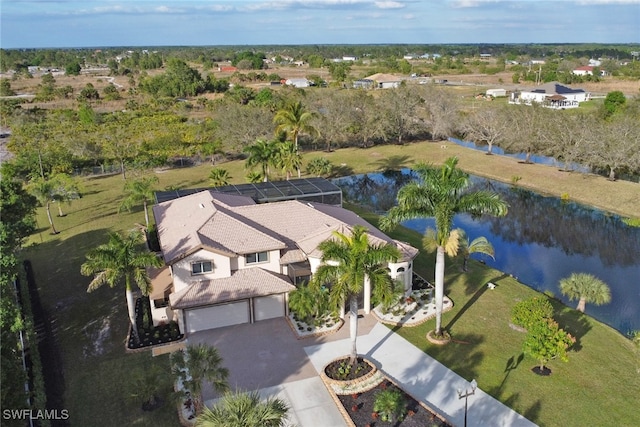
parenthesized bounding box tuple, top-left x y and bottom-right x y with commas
(334, 170, 640, 334)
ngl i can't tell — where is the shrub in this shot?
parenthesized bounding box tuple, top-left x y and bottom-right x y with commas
(511, 297, 554, 330)
(373, 389, 406, 422)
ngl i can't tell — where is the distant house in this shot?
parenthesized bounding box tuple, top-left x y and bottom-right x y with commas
(284, 78, 311, 88)
(342, 56, 358, 62)
(480, 53, 492, 59)
(363, 73, 403, 89)
(353, 79, 375, 89)
(509, 82, 590, 109)
(486, 88, 507, 98)
(572, 66, 607, 77)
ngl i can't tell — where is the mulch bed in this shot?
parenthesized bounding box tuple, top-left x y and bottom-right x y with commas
(337, 380, 452, 427)
(325, 357, 374, 381)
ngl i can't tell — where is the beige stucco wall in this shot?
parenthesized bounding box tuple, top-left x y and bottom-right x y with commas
(172, 249, 232, 292)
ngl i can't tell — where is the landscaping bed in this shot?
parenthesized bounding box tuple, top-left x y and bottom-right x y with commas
(127, 297, 184, 349)
(337, 379, 451, 427)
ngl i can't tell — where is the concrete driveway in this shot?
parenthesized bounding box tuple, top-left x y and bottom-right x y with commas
(191, 314, 378, 426)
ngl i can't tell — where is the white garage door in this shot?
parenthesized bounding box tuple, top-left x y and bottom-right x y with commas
(254, 294, 285, 322)
(186, 300, 250, 333)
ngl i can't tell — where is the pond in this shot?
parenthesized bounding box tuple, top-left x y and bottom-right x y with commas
(334, 170, 640, 335)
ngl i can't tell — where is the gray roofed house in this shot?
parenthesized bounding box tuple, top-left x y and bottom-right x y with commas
(509, 81, 590, 109)
(150, 189, 419, 335)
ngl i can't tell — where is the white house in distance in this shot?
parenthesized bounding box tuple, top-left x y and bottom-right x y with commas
(149, 186, 418, 336)
(509, 82, 590, 109)
(284, 78, 311, 88)
(572, 65, 607, 77)
(361, 73, 403, 89)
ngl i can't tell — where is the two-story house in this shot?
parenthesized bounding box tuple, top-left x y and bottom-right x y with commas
(150, 189, 418, 336)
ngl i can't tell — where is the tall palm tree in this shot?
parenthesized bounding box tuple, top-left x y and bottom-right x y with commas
(313, 225, 400, 363)
(244, 139, 277, 182)
(50, 173, 80, 217)
(118, 175, 159, 229)
(80, 229, 163, 340)
(380, 157, 508, 336)
(196, 390, 288, 427)
(171, 343, 229, 416)
(273, 101, 319, 177)
(559, 272, 611, 313)
(274, 140, 302, 180)
(29, 176, 58, 235)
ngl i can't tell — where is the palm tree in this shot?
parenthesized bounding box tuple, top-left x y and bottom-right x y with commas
(380, 157, 508, 336)
(118, 176, 159, 229)
(559, 272, 611, 313)
(274, 140, 302, 180)
(80, 229, 163, 340)
(313, 225, 400, 363)
(244, 139, 277, 182)
(29, 176, 58, 234)
(273, 101, 319, 177)
(455, 228, 495, 272)
(209, 168, 231, 186)
(171, 343, 229, 416)
(195, 390, 288, 427)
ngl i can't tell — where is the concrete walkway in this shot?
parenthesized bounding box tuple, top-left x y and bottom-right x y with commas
(198, 316, 537, 427)
(304, 322, 537, 427)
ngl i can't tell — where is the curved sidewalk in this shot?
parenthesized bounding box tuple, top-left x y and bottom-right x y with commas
(304, 322, 537, 427)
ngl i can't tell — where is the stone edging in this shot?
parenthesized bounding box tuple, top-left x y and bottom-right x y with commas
(320, 358, 451, 427)
(285, 315, 344, 340)
(373, 298, 454, 328)
(320, 356, 382, 395)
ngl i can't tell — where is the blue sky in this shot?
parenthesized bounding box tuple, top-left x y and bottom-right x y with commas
(1, 1, 639, 48)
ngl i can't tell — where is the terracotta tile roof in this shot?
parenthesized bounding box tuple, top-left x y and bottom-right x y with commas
(154, 190, 419, 266)
(169, 268, 295, 309)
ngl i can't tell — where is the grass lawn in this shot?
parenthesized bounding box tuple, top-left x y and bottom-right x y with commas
(21, 141, 639, 426)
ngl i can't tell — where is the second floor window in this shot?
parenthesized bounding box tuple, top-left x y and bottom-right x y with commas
(191, 260, 213, 275)
(245, 251, 268, 264)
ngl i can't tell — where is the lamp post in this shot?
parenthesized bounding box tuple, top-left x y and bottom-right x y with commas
(457, 378, 477, 427)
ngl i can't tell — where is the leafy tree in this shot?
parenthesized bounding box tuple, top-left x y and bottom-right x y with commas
(195, 389, 288, 427)
(78, 83, 100, 101)
(103, 83, 121, 100)
(273, 101, 320, 176)
(313, 225, 400, 363)
(328, 61, 351, 83)
(139, 58, 206, 97)
(244, 139, 277, 182)
(381, 157, 508, 336)
(80, 230, 163, 340)
(523, 318, 575, 371)
(171, 344, 229, 415)
(209, 168, 231, 186)
(0, 177, 36, 415)
(65, 61, 82, 75)
(306, 157, 333, 177)
(0, 78, 15, 96)
(602, 90, 626, 118)
(231, 51, 266, 70)
(462, 105, 510, 155)
(559, 273, 611, 313)
(118, 176, 159, 229)
(511, 297, 554, 330)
